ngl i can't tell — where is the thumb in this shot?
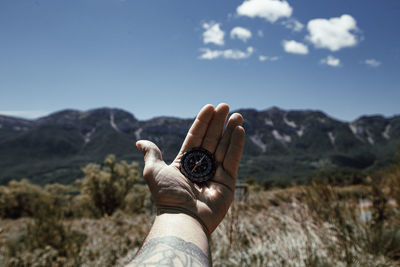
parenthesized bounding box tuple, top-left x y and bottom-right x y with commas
(136, 140, 164, 185)
(136, 140, 163, 164)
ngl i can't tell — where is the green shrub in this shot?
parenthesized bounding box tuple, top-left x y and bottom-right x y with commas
(44, 183, 79, 218)
(6, 198, 87, 266)
(0, 179, 50, 218)
(26, 205, 86, 258)
(76, 155, 146, 216)
(124, 184, 150, 214)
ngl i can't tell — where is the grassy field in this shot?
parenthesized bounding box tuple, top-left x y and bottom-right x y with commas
(1, 184, 400, 266)
(1, 155, 400, 266)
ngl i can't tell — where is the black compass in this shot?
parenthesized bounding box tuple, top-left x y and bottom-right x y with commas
(180, 147, 216, 183)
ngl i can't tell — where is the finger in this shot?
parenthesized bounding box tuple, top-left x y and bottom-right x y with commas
(201, 103, 229, 154)
(136, 141, 169, 194)
(136, 140, 163, 164)
(210, 166, 236, 192)
(175, 104, 215, 160)
(222, 126, 245, 179)
(214, 113, 243, 163)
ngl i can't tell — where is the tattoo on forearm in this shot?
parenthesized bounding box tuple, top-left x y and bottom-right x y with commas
(127, 236, 209, 267)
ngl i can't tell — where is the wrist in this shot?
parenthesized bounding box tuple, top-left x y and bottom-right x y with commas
(145, 212, 209, 256)
(157, 206, 210, 236)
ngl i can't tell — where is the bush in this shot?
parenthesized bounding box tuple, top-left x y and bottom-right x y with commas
(76, 155, 147, 216)
(0, 155, 149, 219)
(124, 184, 151, 214)
(26, 204, 86, 258)
(6, 198, 87, 266)
(302, 169, 400, 264)
(313, 168, 365, 186)
(44, 183, 79, 218)
(0, 179, 50, 218)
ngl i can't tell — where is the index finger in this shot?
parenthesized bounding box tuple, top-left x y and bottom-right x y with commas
(174, 104, 215, 161)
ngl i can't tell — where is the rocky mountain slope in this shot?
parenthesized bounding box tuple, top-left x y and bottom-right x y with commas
(0, 107, 399, 185)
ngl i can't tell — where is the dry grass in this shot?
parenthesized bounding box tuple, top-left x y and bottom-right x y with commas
(1, 160, 400, 266)
(0, 213, 152, 267)
(1, 182, 400, 266)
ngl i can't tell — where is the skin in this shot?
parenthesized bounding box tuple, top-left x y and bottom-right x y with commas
(128, 103, 245, 267)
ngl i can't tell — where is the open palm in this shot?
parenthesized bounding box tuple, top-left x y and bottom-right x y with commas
(136, 103, 245, 234)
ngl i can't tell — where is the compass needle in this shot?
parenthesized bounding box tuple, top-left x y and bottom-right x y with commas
(191, 164, 199, 173)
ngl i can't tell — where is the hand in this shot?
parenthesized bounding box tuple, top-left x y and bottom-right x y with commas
(136, 103, 245, 234)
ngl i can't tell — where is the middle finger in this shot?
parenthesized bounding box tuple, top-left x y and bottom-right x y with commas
(201, 103, 229, 153)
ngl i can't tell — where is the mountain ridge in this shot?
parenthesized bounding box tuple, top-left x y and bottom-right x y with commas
(2, 106, 399, 123)
(1, 107, 399, 185)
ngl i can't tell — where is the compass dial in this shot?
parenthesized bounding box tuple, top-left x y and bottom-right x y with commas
(180, 147, 216, 183)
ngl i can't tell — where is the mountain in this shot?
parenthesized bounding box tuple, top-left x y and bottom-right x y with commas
(238, 108, 400, 181)
(0, 107, 399, 185)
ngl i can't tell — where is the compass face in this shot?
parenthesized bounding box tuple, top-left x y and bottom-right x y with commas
(180, 147, 216, 183)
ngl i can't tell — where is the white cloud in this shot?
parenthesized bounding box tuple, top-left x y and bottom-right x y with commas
(199, 47, 254, 60)
(320, 55, 341, 67)
(0, 110, 49, 119)
(282, 40, 308, 55)
(237, 0, 293, 23)
(257, 30, 264, 37)
(202, 22, 225, 46)
(306, 14, 359, 51)
(259, 55, 268, 61)
(282, 18, 304, 32)
(231, 27, 251, 42)
(230, 27, 252, 42)
(259, 55, 280, 62)
(364, 59, 381, 67)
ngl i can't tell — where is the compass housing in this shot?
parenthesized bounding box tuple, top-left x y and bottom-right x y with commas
(180, 147, 216, 183)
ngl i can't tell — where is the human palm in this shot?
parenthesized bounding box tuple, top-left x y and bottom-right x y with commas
(136, 104, 245, 234)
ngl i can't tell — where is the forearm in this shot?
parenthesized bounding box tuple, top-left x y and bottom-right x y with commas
(127, 213, 210, 267)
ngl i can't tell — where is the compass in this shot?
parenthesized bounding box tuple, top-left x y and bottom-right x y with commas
(180, 147, 216, 183)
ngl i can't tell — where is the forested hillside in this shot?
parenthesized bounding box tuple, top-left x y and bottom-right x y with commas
(1, 107, 399, 185)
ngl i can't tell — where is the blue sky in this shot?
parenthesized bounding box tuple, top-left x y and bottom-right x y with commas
(0, 0, 399, 121)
